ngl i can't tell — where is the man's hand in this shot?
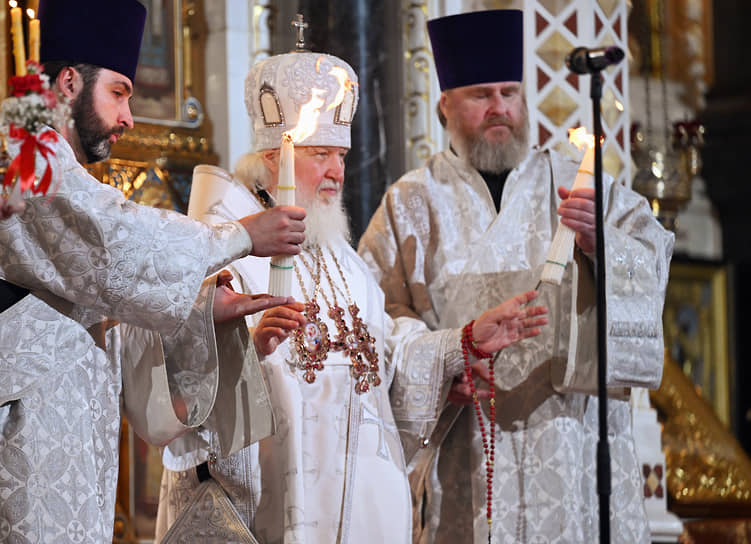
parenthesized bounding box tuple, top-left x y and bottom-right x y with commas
(447, 291, 547, 407)
(447, 361, 492, 405)
(212, 270, 295, 323)
(238, 205, 307, 257)
(557, 186, 595, 255)
(253, 303, 306, 356)
(472, 290, 548, 354)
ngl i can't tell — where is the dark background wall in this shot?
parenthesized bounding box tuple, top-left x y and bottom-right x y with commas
(700, 1, 751, 452)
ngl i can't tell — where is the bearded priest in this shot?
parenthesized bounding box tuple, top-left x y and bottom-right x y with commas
(155, 41, 549, 543)
(358, 9, 675, 544)
(0, 1, 308, 542)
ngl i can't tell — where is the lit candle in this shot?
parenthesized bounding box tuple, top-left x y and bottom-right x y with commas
(268, 133, 296, 296)
(276, 133, 296, 207)
(539, 128, 595, 286)
(27, 9, 39, 63)
(267, 85, 327, 297)
(9, 2, 26, 76)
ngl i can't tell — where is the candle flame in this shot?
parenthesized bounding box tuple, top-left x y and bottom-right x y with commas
(26, 8, 33, 18)
(9, 1, 17, 8)
(313, 56, 358, 112)
(285, 88, 327, 143)
(326, 66, 357, 112)
(568, 127, 595, 150)
(284, 57, 358, 143)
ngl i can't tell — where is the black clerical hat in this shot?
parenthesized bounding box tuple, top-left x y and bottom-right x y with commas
(39, 0, 147, 82)
(428, 10, 523, 91)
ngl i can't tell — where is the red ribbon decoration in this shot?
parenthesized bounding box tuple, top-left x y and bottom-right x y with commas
(3, 124, 58, 196)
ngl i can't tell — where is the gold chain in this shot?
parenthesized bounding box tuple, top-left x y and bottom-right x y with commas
(319, 246, 354, 304)
(297, 247, 338, 309)
(293, 249, 320, 303)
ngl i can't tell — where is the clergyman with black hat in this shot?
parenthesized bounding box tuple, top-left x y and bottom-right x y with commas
(154, 21, 548, 544)
(0, 0, 308, 541)
(359, 9, 674, 543)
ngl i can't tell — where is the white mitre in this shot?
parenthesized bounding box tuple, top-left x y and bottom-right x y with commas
(245, 52, 359, 151)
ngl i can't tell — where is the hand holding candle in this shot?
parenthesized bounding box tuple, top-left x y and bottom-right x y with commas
(538, 128, 595, 286)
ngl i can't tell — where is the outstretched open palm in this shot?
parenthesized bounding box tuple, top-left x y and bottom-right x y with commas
(472, 290, 548, 354)
(212, 270, 296, 323)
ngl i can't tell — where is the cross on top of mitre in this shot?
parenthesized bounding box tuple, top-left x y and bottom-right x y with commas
(292, 13, 308, 51)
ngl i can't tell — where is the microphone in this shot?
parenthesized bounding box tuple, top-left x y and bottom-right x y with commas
(565, 46, 625, 74)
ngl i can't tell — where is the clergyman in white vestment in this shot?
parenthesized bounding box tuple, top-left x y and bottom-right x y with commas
(0, 2, 305, 542)
(358, 9, 675, 544)
(156, 45, 548, 544)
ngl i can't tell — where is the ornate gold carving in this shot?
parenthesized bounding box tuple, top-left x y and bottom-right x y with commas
(116, 124, 213, 160)
(95, 121, 215, 212)
(86, 159, 175, 210)
(651, 353, 751, 517)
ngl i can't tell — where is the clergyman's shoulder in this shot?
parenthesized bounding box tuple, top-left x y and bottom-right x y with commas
(389, 151, 453, 192)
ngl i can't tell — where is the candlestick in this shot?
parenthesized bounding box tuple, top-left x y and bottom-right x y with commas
(28, 16, 39, 63)
(10, 5, 27, 76)
(268, 132, 296, 296)
(539, 143, 595, 286)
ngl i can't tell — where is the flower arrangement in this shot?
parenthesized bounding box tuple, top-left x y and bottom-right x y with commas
(1, 60, 58, 133)
(1, 59, 61, 199)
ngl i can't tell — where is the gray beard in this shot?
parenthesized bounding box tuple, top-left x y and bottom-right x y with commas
(300, 191, 351, 249)
(233, 155, 352, 249)
(454, 121, 530, 174)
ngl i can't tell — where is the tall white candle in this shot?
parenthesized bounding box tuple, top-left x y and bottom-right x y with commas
(276, 133, 295, 206)
(266, 86, 327, 297)
(268, 133, 296, 296)
(539, 142, 594, 286)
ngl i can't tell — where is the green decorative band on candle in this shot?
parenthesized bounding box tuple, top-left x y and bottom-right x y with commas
(270, 263, 294, 270)
(545, 259, 566, 268)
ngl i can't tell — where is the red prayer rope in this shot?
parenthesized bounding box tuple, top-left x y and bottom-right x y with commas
(461, 320, 495, 543)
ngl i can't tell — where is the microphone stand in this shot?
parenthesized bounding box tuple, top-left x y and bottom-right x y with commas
(566, 44, 624, 544)
(591, 70, 610, 544)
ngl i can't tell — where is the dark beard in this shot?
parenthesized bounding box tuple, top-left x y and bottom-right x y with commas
(71, 84, 123, 164)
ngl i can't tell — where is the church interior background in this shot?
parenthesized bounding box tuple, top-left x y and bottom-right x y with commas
(3, 0, 751, 542)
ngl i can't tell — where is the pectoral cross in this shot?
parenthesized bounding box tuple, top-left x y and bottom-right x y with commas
(292, 13, 308, 51)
